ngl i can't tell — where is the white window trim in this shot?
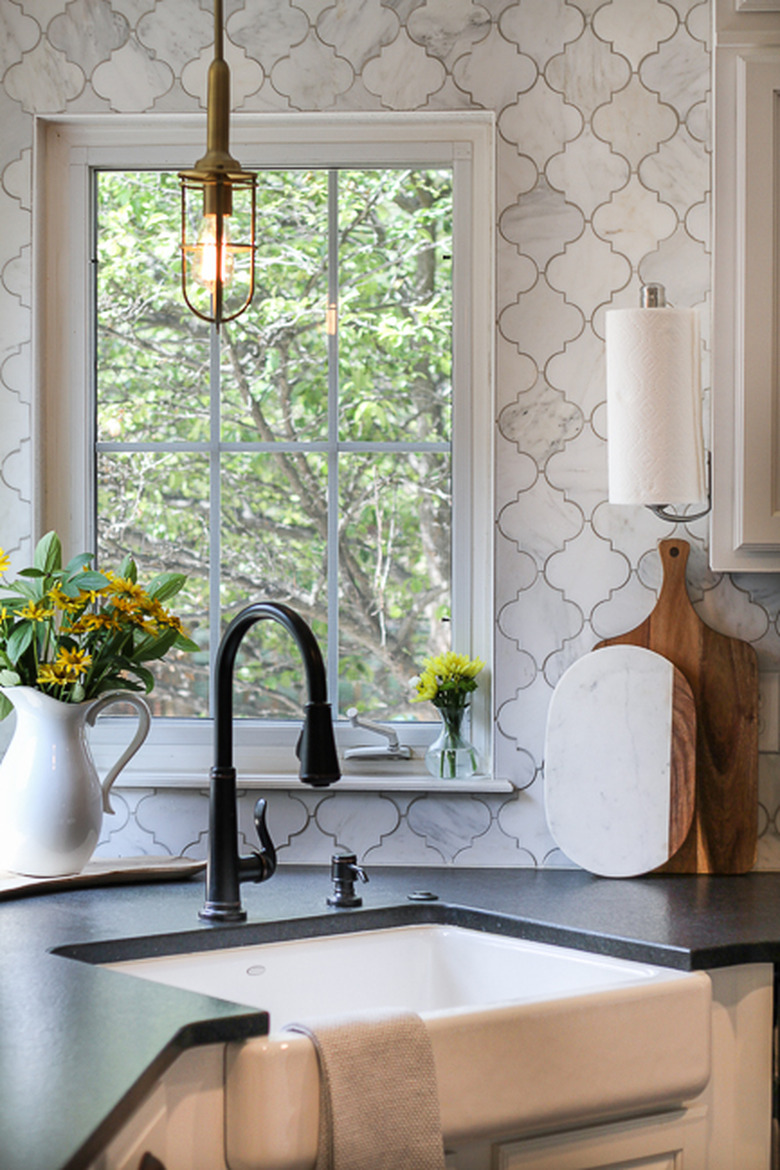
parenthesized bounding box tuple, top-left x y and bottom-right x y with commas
(33, 111, 500, 789)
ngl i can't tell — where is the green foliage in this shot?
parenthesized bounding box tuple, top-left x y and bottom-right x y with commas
(0, 532, 195, 715)
(95, 166, 454, 719)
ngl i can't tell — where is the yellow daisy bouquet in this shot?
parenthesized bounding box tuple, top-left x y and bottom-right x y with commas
(411, 650, 485, 713)
(0, 531, 197, 719)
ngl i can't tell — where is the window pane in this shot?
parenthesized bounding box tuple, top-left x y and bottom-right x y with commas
(221, 452, 328, 719)
(338, 451, 451, 719)
(221, 171, 329, 444)
(339, 169, 452, 443)
(95, 172, 211, 443)
(96, 451, 210, 716)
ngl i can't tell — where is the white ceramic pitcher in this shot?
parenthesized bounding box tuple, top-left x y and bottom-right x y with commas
(0, 686, 151, 877)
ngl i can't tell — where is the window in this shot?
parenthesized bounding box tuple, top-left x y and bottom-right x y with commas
(35, 113, 494, 784)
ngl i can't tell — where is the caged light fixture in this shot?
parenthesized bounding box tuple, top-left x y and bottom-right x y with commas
(178, 0, 256, 328)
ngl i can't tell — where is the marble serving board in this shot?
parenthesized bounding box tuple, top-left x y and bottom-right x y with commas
(595, 540, 759, 875)
(545, 645, 696, 878)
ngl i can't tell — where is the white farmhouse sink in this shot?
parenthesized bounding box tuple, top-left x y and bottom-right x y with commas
(106, 923, 712, 1170)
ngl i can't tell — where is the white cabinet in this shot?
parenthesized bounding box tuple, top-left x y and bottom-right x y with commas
(494, 1106, 707, 1170)
(88, 1046, 226, 1170)
(712, 0, 780, 566)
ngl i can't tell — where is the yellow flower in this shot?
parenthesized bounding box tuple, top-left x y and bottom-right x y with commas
(412, 668, 438, 703)
(411, 651, 484, 704)
(54, 647, 92, 678)
(14, 600, 54, 622)
(0, 548, 9, 574)
(48, 582, 83, 614)
(37, 663, 70, 688)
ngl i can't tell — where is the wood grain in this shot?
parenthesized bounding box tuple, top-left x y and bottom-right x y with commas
(596, 539, 759, 874)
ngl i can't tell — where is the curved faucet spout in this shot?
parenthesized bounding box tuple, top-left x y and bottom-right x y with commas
(201, 601, 341, 922)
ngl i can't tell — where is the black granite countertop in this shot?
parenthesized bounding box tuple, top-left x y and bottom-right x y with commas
(4, 864, 780, 1170)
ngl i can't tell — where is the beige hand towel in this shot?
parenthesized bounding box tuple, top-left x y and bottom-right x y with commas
(286, 1010, 446, 1170)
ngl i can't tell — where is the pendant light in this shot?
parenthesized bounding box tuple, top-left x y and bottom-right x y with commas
(178, 0, 256, 328)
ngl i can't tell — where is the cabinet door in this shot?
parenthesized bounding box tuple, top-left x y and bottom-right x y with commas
(712, 43, 780, 569)
(495, 1106, 707, 1170)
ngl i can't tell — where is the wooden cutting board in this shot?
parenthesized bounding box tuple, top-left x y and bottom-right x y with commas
(545, 646, 696, 877)
(595, 539, 759, 874)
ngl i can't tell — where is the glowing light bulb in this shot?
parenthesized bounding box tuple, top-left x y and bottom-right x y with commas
(195, 213, 234, 291)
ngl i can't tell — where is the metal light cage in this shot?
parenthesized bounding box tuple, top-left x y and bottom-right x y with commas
(178, 0, 257, 328)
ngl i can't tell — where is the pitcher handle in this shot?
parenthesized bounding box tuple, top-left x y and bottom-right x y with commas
(87, 692, 152, 814)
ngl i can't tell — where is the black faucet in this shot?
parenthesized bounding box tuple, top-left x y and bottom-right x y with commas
(200, 601, 341, 922)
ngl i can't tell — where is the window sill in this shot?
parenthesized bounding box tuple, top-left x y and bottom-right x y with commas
(110, 771, 515, 793)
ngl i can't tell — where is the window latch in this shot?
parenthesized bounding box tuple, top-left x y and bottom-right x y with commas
(343, 708, 412, 760)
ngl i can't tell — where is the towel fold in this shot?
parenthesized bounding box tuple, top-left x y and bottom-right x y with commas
(285, 1009, 446, 1170)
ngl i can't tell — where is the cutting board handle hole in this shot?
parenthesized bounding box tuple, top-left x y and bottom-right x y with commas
(669, 546, 680, 557)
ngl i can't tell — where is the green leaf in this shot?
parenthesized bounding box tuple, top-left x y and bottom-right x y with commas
(0, 669, 20, 687)
(118, 555, 138, 583)
(132, 625, 180, 662)
(175, 632, 200, 653)
(128, 663, 155, 693)
(17, 568, 46, 579)
(34, 531, 62, 575)
(6, 622, 34, 664)
(64, 551, 95, 575)
(68, 570, 110, 591)
(146, 572, 186, 602)
(0, 692, 12, 720)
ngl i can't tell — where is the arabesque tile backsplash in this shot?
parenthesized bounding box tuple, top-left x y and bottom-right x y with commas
(3, 0, 779, 869)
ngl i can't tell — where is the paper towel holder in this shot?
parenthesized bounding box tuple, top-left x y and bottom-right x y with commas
(610, 282, 712, 525)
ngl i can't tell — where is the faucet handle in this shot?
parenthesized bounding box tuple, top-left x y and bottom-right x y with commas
(248, 798, 277, 883)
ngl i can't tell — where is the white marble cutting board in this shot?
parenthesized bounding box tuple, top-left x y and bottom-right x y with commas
(544, 645, 696, 878)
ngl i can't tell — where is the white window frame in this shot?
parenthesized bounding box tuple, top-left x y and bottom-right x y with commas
(33, 111, 498, 789)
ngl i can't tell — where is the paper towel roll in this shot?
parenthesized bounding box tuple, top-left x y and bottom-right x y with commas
(606, 307, 706, 506)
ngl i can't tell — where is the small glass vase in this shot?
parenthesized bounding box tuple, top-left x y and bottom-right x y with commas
(425, 704, 480, 780)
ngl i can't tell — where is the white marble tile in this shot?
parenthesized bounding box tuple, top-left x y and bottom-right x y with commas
(544, 423, 608, 521)
(499, 279, 584, 367)
(407, 795, 492, 860)
(593, 0, 678, 69)
(497, 379, 583, 462)
(499, 180, 584, 269)
(361, 27, 445, 108)
(229, 0, 310, 70)
(0, 2, 41, 77)
(49, 0, 129, 74)
(92, 40, 172, 111)
(452, 24, 536, 110)
(271, 33, 354, 107)
(592, 174, 678, 268)
(498, 574, 584, 662)
(497, 479, 583, 562)
(499, 79, 583, 166)
(5, 38, 85, 111)
(546, 524, 630, 613)
(407, 0, 491, 66)
(499, 0, 584, 68)
(2, 149, 31, 210)
(546, 24, 630, 117)
(592, 76, 677, 169)
(639, 125, 709, 215)
(545, 326, 606, 421)
(547, 227, 631, 323)
(640, 21, 710, 119)
(545, 127, 629, 219)
(694, 576, 770, 643)
(316, 0, 400, 70)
